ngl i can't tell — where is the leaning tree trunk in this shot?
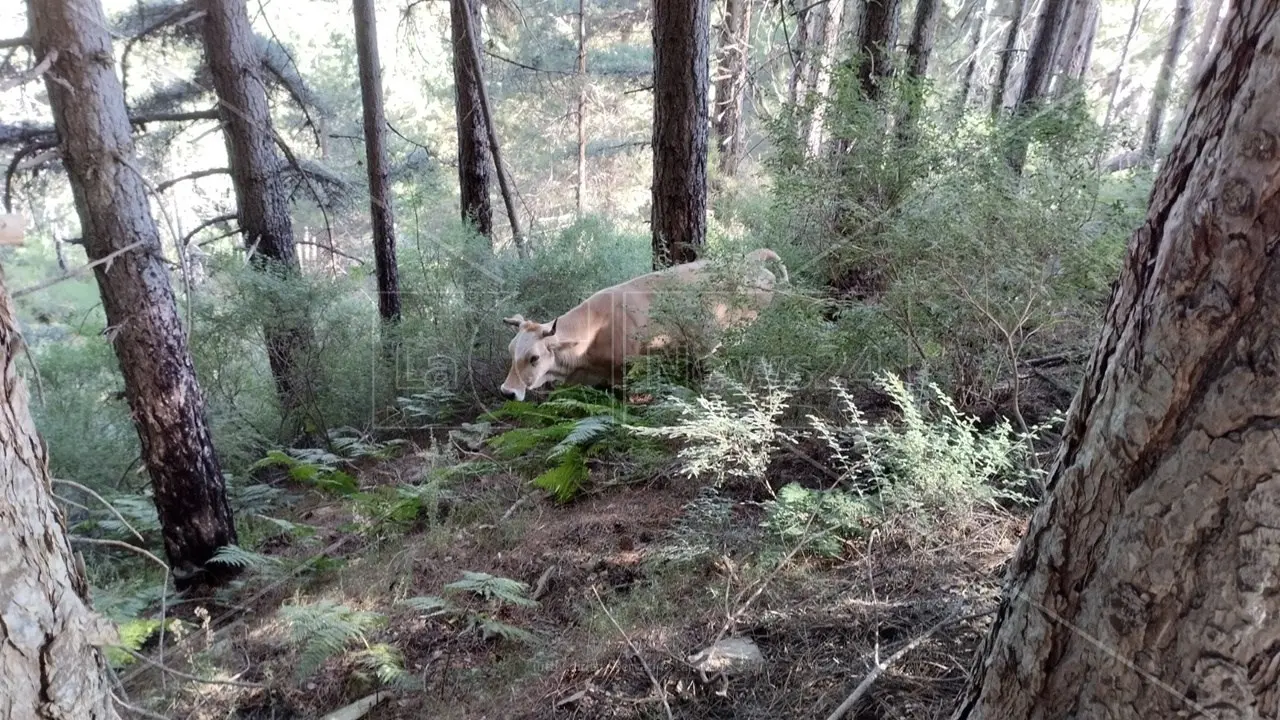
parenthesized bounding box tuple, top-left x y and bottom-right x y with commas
(201, 0, 318, 418)
(856, 0, 902, 102)
(1141, 0, 1194, 162)
(713, 0, 751, 176)
(803, 0, 844, 157)
(0, 268, 119, 719)
(354, 0, 401, 324)
(956, 0, 989, 111)
(955, 3, 1280, 717)
(450, 0, 494, 240)
(1004, 0, 1068, 172)
(990, 0, 1029, 115)
(1190, 0, 1227, 81)
(31, 0, 239, 591)
(651, 0, 710, 270)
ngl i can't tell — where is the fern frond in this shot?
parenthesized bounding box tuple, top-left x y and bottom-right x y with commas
(532, 450, 589, 503)
(444, 571, 538, 608)
(210, 544, 281, 571)
(280, 601, 387, 680)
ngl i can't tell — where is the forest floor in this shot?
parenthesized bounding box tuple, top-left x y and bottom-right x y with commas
(120, 412, 1033, 720)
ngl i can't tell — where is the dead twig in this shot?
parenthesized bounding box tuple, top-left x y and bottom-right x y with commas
(823, 604, 963, 720)
(52, 478, 145, 542)
(13, 240, 147, 298)
(69, 536, 168, 574)
(110, 691, 170, 720)
(117, 646, 265, 689)
(0, 50, 57, 93)
(591, 586, 673, 720)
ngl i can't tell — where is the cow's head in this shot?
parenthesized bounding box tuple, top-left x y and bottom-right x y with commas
(500, 314, 576, 401)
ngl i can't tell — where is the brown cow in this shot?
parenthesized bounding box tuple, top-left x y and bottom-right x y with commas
(499, 248, 787, 401)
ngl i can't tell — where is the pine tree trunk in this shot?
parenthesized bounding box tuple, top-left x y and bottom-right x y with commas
(896, 0, 941, 145)
(450, 0, 493, 238)
(32, 0, 239, 591)
(955, 3, 1280, 717)
(1142, 0, 1194, 162)
(856, 0, 902, 102)
(201, 0, 318, 417)
(713, 0, 751, 176)
(576, 0, 588, 212)
(354, 0, 401, 324)
(0, 268, 119, 719)
(651, 0, 710, 270)
(957, 0, 989, 111)
(991, 0, 1029, 116)
(803, 0, 844, 157)
(786, 1, 813, 107)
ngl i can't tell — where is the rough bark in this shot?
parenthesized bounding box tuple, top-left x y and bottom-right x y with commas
(713, 0, 750, 176)
(990, 0, 1029, 116)
(450, 0, 493, 238)
(803, 0, 844, 157)
(1190, 0, 1227, 81)
(856, 0, 902, 102)
(651, 0, 710, 270)
(354, 0, 401, 324)
(0, 268, 120, 719)
(1050, 0, 1098, 92)
(201, 0, 317, 416)
(957, 0, 989, 111)
(1142, 0, 1194, 162)
(955, 3, 1280, 717)
(576, 0, 588, 211)
(31, 0, 239, 590)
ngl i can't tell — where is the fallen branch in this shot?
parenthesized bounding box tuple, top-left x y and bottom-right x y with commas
(12, 240, 147, 298)
(591, 586, 672, 720)
(822, 605, 962, 720)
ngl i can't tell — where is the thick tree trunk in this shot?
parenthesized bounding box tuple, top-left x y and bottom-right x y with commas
(1190, 0, 1227, 81)
(0, 269, 119, 719)
(1050, 0, 1098, 92)
(957, 0, 989, 111)
(1142, 0, 1194, 162)
(576, 0, 588, 212)
(713, 0, 750, 176)
(31, 0, 239, 590)
(354, 0, 401, 324)
(786, 0, 813, 107)
(450, 0, 493, 238)
(955, 3, 1280, 717)
(201, 0, 317, 417)
(990, 0, 1028, 116)
(803, 0, 843, 157)
(651, 0, 710, 270)
(855, 0, 902, 102)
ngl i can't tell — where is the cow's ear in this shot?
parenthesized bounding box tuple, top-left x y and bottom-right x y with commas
(540, 318, 558, 338)
(503, 314, 524, 328)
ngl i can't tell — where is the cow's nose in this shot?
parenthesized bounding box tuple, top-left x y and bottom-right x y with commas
(500, 386, 517, 399)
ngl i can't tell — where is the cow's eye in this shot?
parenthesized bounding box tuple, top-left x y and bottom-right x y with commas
(529, 355, 540, 365)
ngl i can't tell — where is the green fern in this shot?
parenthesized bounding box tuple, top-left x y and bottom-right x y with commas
(533, 449, 589, 502)
(355, 643, 416, 688)
(250, 449, 358, 496)
(399, 595, 453, 616)
(444, 571, 538, 607)
(472, 616, 538, 644)
(279, 600, 387, 681)
(209, 544, 282, 572)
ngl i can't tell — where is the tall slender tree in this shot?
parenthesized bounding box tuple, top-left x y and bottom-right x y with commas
(803, 0, 844, 157)
(897, 0, 942, 145)
(0, 265, 119, 718)
(1190, 0, 1227, 80)
(576, 0, 589, 212)
(1051, 0, 1099, 92)
(353, 0, 401, 324)
(201, 0, 318, 417)
(32, 0, 239, 590)
(991, 0, 1030, 115)
(1005, 0, 1069, 172)
(450, 0, 493, 238)
(1142, 0, 1194, 162)
(957, 0, 990, 111)
(713, 0, 751, 176)
(955, 2, 1280, 715)
(651, 0, 710, 269)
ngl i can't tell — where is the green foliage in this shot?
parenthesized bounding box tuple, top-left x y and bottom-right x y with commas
(480, 385, 657, 501)
(400, 571, 539, 646)
(279, 600, 389, 681)
(250, 449, 358, 496)
(763, 483, 875, 558)
(444, 571, 539, 608)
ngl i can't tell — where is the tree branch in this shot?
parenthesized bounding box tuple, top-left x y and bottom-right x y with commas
(155, 168, 229, 193)
(4, 138, 58, 212)
(0, 50, 57, 93)
(0, 109, 219, 148)
(12, 241, 148, 298)
(483, 48, 573, 75)
(0, 36, 29, 50)
(179, 213, 237, 249)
